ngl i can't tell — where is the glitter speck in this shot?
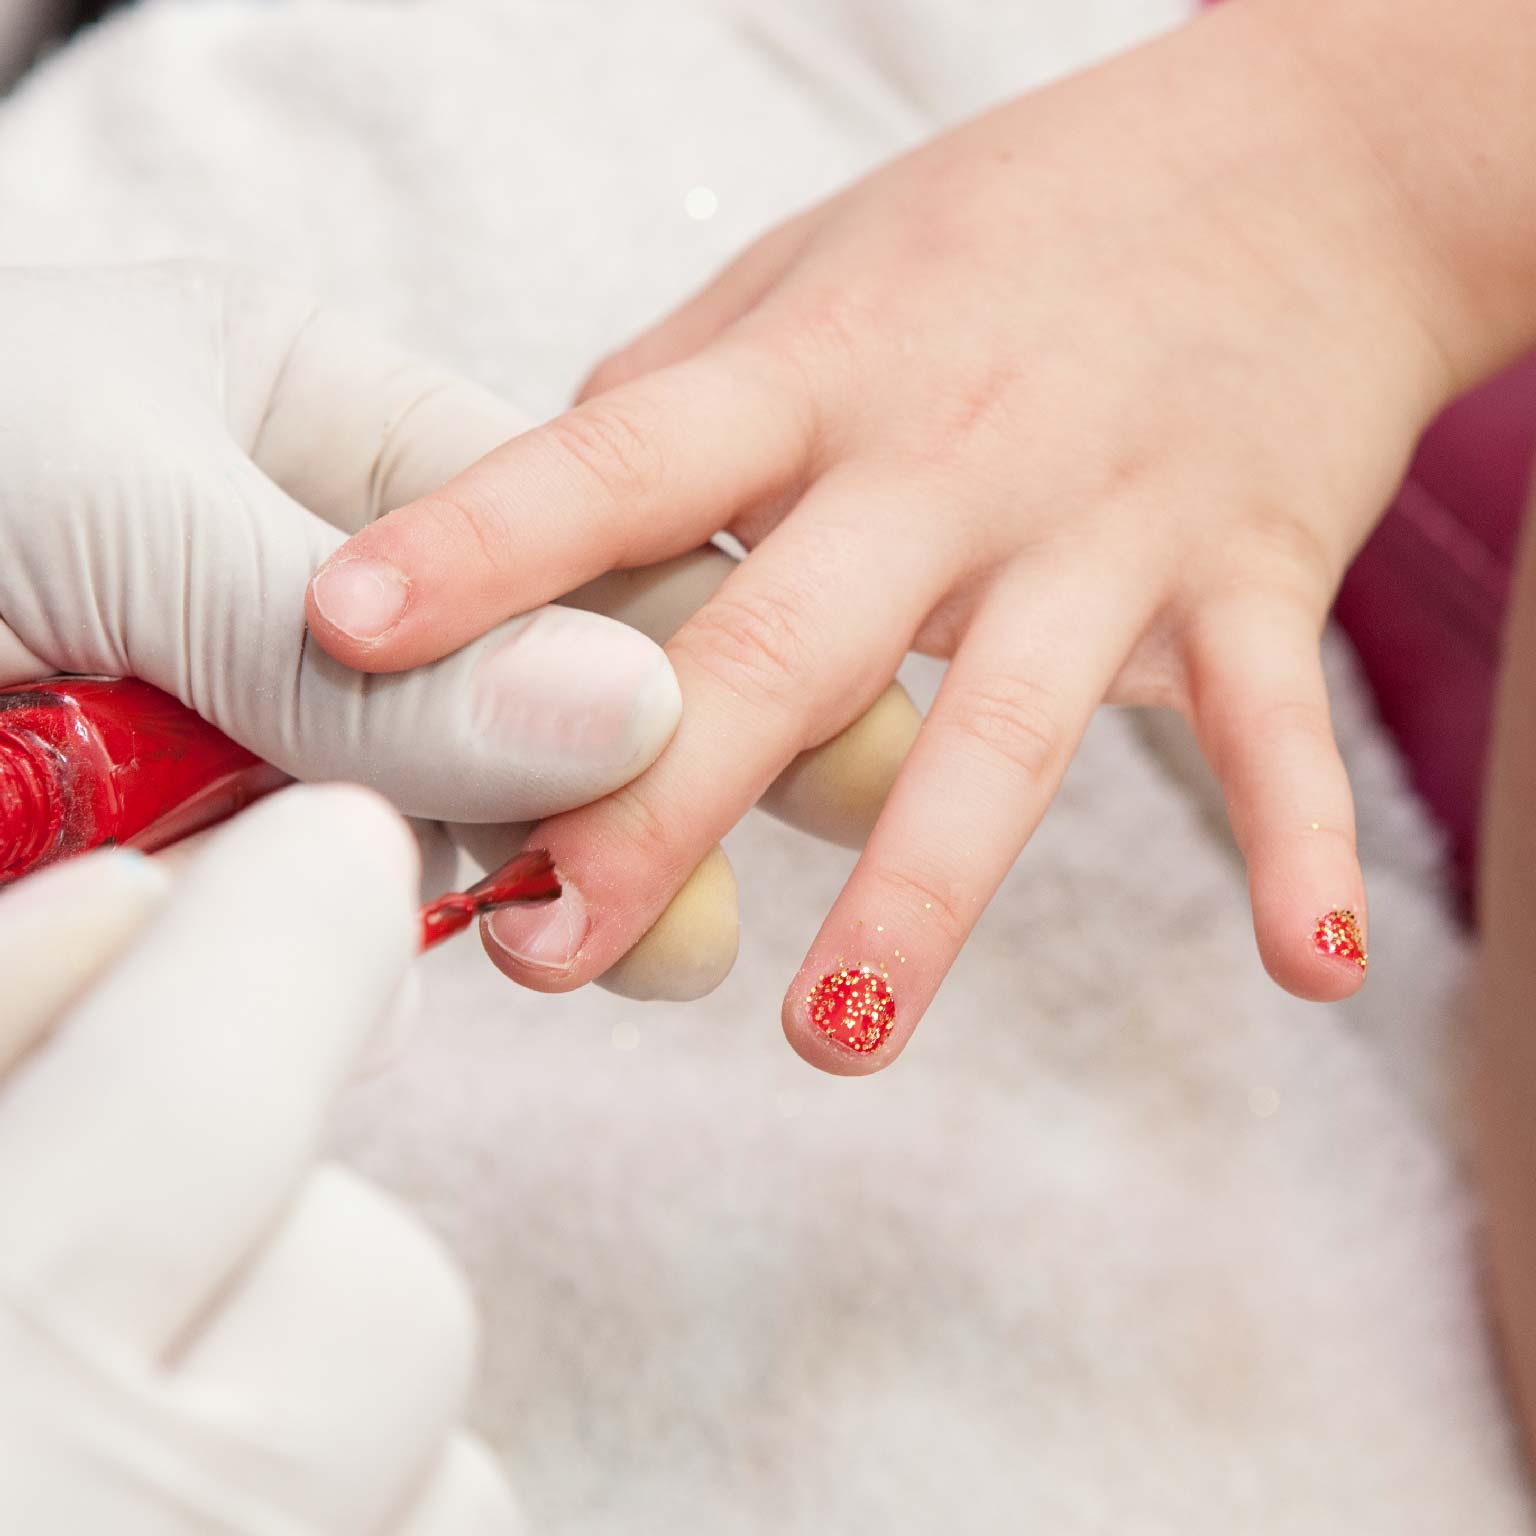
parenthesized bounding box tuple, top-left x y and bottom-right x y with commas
(612, 1021, 640, 1052)
(805, 964, 897, 1053)
(684, 185, 718, 221)
(1313, 908, 1367, 971)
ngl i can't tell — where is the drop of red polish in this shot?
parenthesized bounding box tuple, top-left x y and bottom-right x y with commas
(805, 964, 897, 1053)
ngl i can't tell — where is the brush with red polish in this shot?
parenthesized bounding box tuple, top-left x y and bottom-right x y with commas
(416, 850, 560, 951)
(0, 676, 557, 951)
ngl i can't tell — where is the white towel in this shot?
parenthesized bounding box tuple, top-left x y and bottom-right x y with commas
(1, 2, 1529, 1530)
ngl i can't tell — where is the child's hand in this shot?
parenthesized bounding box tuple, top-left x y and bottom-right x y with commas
(307, 2, 1530, 1071)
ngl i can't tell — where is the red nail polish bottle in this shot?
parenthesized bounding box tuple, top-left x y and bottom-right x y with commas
(0, 677, 289, 884)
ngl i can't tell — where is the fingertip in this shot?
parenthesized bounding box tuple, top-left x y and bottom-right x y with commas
(260, 781, 421, 893)
(0, 847, 176, 1067)
(477, 930, 588, 994)
(596, 845, 739, 1002)
(1260, 948, 1368, 1005)
(622, 640, 685, 776)
(306, 551, 413, 668)
(1251, 881, 1369, 1003)
(781, 960, 908, 1077)
(478, 874, 591, 993)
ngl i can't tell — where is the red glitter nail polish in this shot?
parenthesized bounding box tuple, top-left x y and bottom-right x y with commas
(805, 963, 897, 1052)
(0, 677, 288, 883)
(1313, 908, 1367, 970)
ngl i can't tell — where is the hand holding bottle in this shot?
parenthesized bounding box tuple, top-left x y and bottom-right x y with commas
(0, 263, 684, 823)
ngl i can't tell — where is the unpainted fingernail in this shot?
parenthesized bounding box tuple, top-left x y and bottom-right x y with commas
(311, 557, 410, 642)
(485, 879, 589, 971)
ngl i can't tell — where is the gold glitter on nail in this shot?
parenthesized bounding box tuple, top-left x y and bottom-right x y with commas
(805, 963, 898, 1053)
(1313, 907, 1367, 971)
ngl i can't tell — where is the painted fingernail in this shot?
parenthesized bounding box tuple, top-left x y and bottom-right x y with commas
(485, 879, 589, 970)
(1313, 908, 1367, 971)
(310, 557, 410, 641)
(805, 963, 897, 1052)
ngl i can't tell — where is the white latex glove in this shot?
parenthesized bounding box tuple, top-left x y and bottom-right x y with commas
(0, 262, 679, 822)
(0, 785, 522, 1535)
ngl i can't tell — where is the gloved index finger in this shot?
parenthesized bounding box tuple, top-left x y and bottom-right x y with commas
(0, 785, 418, 1362)
(240, 291, 535, 536)
(0, 851, 171, 1075)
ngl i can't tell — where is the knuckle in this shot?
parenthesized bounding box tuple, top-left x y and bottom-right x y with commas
(871, 860, 972, 947)
(766, 283, 870, 403)
(1306, 820, 1358, 859)
(943, 673, 1064, 783)
(407, 484, 521, 578)
(675, 587, 812, 712)
(1243, 502, 1337, 589)
(609, 783, 686, 878)
(542, 396, 665, 511)
(1251, 695, 1336, 754)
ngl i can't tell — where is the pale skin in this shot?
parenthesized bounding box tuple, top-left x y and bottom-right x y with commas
(306, 0, 1536, 1076)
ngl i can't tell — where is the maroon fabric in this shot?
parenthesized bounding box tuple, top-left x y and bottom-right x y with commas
(1199, 0, 1536, 916)
(1337, 357, 1536, 913)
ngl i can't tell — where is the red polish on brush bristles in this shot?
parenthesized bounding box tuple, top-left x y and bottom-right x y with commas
(418, 850, 560, 951)
(0, 677, 289, 882)
(805, 963, 897, 1053)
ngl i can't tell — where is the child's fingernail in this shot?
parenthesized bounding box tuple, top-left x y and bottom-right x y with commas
(485, 880, 589, 970)
(311, 557, 410, 641)
(804, 962, 897, 1052)
(1313, 908, 1367, 971)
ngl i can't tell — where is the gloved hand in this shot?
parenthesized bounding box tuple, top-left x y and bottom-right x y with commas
(0, 262, 681, 821)
(0, 786, 522, 1534)
(0, 261, 920, 1000)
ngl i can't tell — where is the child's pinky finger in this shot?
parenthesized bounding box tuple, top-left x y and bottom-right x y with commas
(1188, 598, 1368, 1002)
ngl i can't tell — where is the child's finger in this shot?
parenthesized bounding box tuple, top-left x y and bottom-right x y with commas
(780, 559, 1149, 1074)
(305, 346, 812, 672)
(477, 471, 948, 989)
(1187, 591, 1367, 1001)
(563, 548, 924, 846)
